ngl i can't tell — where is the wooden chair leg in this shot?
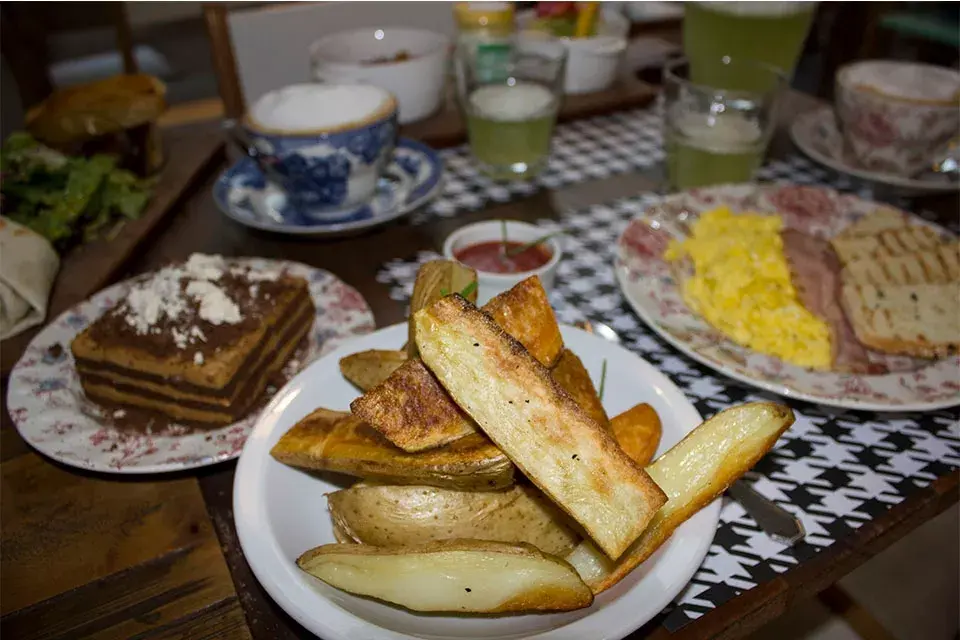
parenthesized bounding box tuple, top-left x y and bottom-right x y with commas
(203, 3, 245, 120)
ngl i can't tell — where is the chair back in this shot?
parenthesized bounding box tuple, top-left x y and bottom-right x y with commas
(204, 2, 456, 119)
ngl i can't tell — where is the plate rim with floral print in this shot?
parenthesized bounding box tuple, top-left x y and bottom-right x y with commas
(615, 183, 960, 411)
(6, 258, 376, 474)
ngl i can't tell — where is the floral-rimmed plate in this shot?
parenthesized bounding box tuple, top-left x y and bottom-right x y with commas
(615, 183, 960, 411)
(6, 259, 376, 474)
(790, 107, 958, 195)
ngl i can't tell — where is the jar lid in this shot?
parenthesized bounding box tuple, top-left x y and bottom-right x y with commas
(454, 2, 515, 33)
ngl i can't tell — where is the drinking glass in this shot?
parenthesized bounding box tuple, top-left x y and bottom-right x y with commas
(683, 1, 816, 90)
(663, 57, 785, 191)
(455, 36, 567, 180)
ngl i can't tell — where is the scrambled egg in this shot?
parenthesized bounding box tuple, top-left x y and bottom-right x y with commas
(664, 207, 832, 369)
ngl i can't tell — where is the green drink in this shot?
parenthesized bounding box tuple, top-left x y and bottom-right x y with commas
(465, 83, 559, 180)
(666, 113, 764, 190)
(663, 58, 783, 191)
(684, 1, 816, 90)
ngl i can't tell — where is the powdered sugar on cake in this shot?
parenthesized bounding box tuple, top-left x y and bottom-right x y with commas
(116, 254, 286, 351)
(185, 280, 242, 325)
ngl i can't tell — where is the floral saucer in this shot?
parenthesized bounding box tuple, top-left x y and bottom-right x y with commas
(214, 138, 443, 236)
(790, 107, 958, 195)
(615, 183, 959, 411)
(6, 259, 375, 474)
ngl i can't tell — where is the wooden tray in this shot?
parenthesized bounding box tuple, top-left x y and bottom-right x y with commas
(0, 124, 225, 375)
(401, 75, 659, 149)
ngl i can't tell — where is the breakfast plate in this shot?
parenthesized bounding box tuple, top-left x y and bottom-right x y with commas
(214, 138, 443, 237)
(615, 183, 960, 411)
(233, 323, 718, 640)
(6, 259, 375, 474)
(790, 107, 959, 195)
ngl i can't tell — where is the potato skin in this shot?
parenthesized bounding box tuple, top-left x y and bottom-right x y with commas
(328, 483, 580, 556)
(339, 350, 407, 392)
(610, 403, 662, 467)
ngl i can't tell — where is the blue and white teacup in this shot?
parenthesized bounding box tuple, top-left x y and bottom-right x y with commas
(243, 83, 400, 218)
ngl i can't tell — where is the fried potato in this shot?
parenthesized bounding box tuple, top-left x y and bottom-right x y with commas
(269, 408, 514, 490)
(610, 403, 662, 466)
(407, 260, 478, 358)
(565, 402, 795, 593)
(352, 276, 563, 452)
(339, 349, 407, 392)
(351, 359, 475, 452)
(297, 539, 593, 613)
(328, 483, 581, 556)
(415, 295, 666, 560)
(483, 275, 564, 368)
(551, 348, 610, 431)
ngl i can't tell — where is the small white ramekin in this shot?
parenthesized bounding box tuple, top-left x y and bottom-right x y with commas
(442, 220, 562, 306)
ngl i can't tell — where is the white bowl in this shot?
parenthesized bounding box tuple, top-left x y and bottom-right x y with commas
(443, 220, 562, 306)
(310, 27, 450, 124)
(518, 9, 630, 94)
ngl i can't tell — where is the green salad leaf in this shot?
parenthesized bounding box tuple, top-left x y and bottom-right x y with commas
(0, 133, 154, 251)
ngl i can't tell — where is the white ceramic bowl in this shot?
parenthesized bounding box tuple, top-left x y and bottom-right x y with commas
(310, 27, 450, 124)
(443, 220, 562, 306)
(518, 9, 630, 94)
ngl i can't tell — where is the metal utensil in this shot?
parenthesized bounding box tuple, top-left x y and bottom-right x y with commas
(575, 319, 806, 545)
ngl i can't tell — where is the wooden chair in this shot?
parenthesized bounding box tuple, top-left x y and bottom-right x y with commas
(0, 2, 137, 110)
(203, 2, 456, 121)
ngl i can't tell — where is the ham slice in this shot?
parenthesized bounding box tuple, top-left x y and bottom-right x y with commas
(781, 228, 885, 374)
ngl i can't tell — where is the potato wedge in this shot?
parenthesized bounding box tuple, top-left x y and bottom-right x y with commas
(269, 408, 514, 490)
(297, 540, 593, 613)
(339, 349, 407, 392)
(407, 260, 478, 358)
(551, 348, 610, 431)
(610, 403, 662, 466)
(352, 276, 563, 452)
(415, 295, 666, 560)
(565, 402, 795, 593)
(483, 275, 564, 368)
(328, 483, 580, 556)
(351, 359, 475, 452)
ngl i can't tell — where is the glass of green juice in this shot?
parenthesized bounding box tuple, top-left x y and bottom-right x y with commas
(684, 1, 817, 91)
(664, 57, 785, 191)
(455, 36, 567, 180)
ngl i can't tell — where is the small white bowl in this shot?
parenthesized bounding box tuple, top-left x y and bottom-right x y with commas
(443, 220, 562, 306)
(518, 9, 630, 95)
(309, 28, 450, 124)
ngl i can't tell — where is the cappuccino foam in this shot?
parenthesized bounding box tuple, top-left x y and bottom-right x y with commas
(251, 84, 391, 131)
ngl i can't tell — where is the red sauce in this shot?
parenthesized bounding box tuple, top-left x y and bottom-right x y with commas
(454, 241, 553, 274)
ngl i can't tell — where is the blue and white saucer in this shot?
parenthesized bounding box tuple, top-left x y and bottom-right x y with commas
(214, 138, 443, 236)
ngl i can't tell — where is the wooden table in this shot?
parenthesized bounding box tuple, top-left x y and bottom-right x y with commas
(2, 92, 957, 640)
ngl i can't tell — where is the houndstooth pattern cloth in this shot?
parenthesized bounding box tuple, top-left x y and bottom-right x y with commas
(416, 105, 935, 228)
(379, 105, 960, 630)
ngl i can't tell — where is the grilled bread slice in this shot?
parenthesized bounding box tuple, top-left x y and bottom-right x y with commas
(836, 207, 909, 239)
(831, 224, 943, 266)
(414, 295, 666, 560)
(352, 276, 564, 452)
(843, 241, 960, 287)
(841, 282, 960, 358)
(269, 408, 514, 490)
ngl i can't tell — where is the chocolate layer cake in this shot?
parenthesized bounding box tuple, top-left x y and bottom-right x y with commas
(71, 254, 314, 427)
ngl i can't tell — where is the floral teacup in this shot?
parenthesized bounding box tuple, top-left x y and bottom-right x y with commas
(835, 60, 960, 176)
(243, 83, 399, 218)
